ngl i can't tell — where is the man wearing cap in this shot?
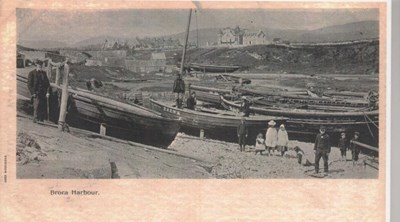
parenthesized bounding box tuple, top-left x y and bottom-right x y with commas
(265, 120, 278, 156)
(237, 117, 248, 152)
(314, 126, 331, 175)
(27, 61, 50, 123)
(349, 132, 361, 162)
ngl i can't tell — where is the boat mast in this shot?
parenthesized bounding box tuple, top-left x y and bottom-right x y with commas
(179, 9, 192, 76)
(195, 10, 199, 48)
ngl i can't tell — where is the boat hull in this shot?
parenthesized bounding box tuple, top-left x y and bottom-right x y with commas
(149, 99, 287, 145)
(179, 63, 240, 73)
(17, 74, 180, 148)
(221, 96, 379, 147)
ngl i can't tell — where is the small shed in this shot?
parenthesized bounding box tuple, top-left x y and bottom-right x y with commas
(150, 52, 166, 72)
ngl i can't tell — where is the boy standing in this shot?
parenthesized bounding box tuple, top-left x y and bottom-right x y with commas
(314, 126, 331, 175)
(338, 132, 348, 161)
(237, 117, 248, 152)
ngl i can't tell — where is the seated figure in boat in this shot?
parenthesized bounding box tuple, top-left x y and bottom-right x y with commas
(186, 92, 197, 110)
(86, 78, 103, 91)
(240, 96, 252, 117)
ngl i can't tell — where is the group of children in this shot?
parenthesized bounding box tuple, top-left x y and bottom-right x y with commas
(338, 131, 361, 162)
(252, 120, 362, 166)
(254, 120, 289, 157)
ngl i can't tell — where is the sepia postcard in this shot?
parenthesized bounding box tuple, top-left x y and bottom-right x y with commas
(0, 0, 389, 221)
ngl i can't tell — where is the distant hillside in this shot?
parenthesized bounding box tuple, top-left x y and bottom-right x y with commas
(17, 20, 378, 49)
(165, 20, 379, 45)
(18, 40, 68, 49)
(295, 21, 379, 43)
(70, 35, 124, 48)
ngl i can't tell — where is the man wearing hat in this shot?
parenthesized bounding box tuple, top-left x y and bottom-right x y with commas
(265, 120, 278, 156)
(314, 126, 331, 175)
(237, 117, 248, 152)
(27, 60, 50, 123)
(349, 132, 361, 162)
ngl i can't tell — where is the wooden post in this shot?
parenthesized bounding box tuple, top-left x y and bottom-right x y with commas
(100, 124, 107, 136)
(55, 66, 61, 85)
(200, 129, 204, 139)
(58, 61, 70, 131)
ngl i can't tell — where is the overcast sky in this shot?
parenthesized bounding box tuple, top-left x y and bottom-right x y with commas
(17, 8, 379, 44)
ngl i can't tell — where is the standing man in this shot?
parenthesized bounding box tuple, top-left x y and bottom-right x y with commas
(173, 74, 185, 108)
(27, 61, 50, 123)
(237, 117, 248, 152)
(314, 126, 331, 175)
(186, 91, 197, 110)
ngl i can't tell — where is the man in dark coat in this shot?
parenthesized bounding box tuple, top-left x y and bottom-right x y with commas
(186, 92, 196, 110)
(314, 126, 331, 175)
(237, 117, 248, 152)
(173, 74, 185, 108)
(27, 61, 50, 123)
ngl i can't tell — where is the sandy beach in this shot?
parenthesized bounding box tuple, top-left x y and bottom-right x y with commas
(17, 108, 377, 179)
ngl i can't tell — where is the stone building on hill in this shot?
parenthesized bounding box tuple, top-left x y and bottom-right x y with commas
(217, 26, 245, 45)
(243, 30, 270, 45)
(217, 26, 271, 46)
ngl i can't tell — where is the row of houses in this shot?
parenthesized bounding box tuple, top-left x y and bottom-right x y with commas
(217, 26, 280, 46)
(85, 50, 168, 73)
(101, 37, 182, 51)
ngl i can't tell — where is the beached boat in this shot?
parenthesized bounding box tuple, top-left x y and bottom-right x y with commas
(238, 87, 370, 108)
(181, 63, 241, 73)
(148, 98, 287, 145)
(17, 73, 180, 148)
(220, 96, 379, 145)
(216, 74, 251, 84)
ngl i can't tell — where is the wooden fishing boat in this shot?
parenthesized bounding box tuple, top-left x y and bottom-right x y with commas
(216, 74, 251, 84)
(238, 87, 370, 108)
(148, 98, 287, 145)
(17, 73, 180, 148)
(188, 85, 234, 104)
(220, 96, 379, 145)
(182, 63, 241, 73)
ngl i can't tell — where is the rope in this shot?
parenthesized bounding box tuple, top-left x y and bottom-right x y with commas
(363, 114, 378, 144)
(363, 112, 379, 128)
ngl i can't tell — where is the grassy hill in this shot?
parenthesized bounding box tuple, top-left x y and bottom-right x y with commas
(17, 40, 68, 49)
(179, 39, 379, 74)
